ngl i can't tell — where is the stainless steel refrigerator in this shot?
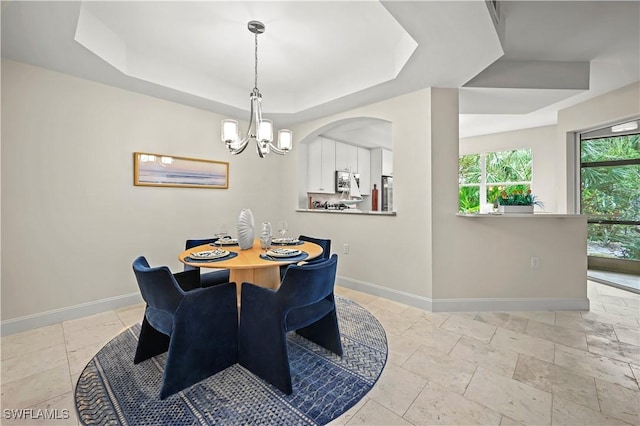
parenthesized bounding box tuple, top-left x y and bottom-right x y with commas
(381, 176, 393, 211)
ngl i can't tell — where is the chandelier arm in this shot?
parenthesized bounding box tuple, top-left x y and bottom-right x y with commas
(229, 135, 251, 155)
(228, 97, 256, 155)
(267, 143, 287, 155)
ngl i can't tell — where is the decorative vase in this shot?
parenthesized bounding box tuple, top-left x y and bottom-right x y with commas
(498, 205, 534, 214)
(371, 184, 379, 211)
(237, 208, 255, 250)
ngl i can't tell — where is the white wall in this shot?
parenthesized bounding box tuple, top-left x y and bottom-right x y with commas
(285, 88, 587, 311)
(460, 125, 557, 212)
(1, 60, 283, 323)
(4, 59, 612, 331)
(285, 90, 434, 300)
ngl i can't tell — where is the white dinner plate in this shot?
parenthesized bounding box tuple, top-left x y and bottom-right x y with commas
(215, 238, 238, 245)
(266, 248, 301, 258)
(272, 237, 299, 244)
(190, 249, 229, 259)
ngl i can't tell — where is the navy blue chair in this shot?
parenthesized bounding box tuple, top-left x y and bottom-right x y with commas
(132, 256, 238, 399)
(239, 254, 342, 394)
(184, 238, 231, 287)
(279, 235, 331, 278)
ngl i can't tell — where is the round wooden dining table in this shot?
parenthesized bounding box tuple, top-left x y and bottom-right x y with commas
(178, 238, 323, 301)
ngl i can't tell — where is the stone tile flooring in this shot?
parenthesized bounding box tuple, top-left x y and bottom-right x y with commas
(1, 281, 639, 425)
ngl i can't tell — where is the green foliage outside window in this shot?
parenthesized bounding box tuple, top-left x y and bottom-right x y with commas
(459, 186, 479, 213)
(581, 135, 640, 162)
(459, 154, 480, 184)
(486, 149, 532, 182)
(459, 149, 532, 213)
(581, 134, 640, 261)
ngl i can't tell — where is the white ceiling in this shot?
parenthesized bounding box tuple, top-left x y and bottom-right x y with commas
(2, 1, 639, 147)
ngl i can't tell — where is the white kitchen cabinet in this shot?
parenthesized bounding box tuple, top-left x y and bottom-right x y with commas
(307, 137, 336, 194)
(335, 142, 347, 171)
(357, 147, 370, 195)
(382, 149, 393, 176)
(335, 142, 358, 173)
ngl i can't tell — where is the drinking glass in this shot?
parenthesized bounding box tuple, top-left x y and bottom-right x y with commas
(277, 220, 288, 239)
(259, 222, 272, 254)
(214, 224, 229, 245)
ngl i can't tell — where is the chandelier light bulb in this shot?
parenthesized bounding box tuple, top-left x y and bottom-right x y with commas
(258, 120, 273, 143)
(222, 119, 239, 143)
(278, 129, 293, 151)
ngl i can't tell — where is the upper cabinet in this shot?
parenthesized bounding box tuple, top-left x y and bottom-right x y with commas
(382, 149, 393, 176)
(335, 142, 358, 173)
(357, 147, 371, 195)
(307, 137, 336, 194)
(370, 148, 392, 194)
(335, 142, 371, 195)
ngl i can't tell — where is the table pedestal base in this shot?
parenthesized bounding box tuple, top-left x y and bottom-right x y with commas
(230, 266, 281, 304)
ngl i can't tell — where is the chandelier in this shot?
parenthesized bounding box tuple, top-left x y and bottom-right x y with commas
(221, 21, 293, 158)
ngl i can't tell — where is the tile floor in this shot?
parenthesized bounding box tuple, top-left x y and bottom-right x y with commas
(1, 281, 639, 425)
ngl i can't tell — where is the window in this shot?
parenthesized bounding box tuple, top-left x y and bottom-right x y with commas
(580, 125, 640, 262)
(459, 148, 532, 213)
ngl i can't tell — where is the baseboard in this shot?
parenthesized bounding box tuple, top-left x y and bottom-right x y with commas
(337, 276, 434, 311)
(429, 296, 590, 312)
(1, 292, 144, 336)
(336, 276, 590, 312)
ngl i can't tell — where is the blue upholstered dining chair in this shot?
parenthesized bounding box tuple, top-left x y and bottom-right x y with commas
(239, 254, 342, 394)
(184, 238, 231, 287)
(279, 235, 331, 278)
(132, 256, 238, 399)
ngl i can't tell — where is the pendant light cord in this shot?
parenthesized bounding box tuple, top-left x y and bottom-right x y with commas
(254, 32, 259, 91)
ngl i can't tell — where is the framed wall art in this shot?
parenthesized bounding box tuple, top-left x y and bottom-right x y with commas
(133, 152, 229, 189)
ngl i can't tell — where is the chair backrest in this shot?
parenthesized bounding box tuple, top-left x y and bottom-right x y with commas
(185, 238, 218, 250)
(299, 235, 331, 260)
(184, 238, 219, 271)
(133, 256, 184, 314)
(277, 254, 338, 311)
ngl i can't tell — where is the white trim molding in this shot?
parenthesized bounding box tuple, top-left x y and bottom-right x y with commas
(337, 276, 590, 313)
(1, 292, 144, 336)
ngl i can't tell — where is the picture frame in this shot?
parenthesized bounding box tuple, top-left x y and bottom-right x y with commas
(336, 171, 350, 192)
(133, 152, 229, 189)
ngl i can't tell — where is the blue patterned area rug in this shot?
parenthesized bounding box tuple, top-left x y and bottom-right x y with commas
(74, 296, 387, 425)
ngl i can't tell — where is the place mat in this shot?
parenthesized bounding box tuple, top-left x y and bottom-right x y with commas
(185, 252, 238, 263)
(260, 251, 309, 262)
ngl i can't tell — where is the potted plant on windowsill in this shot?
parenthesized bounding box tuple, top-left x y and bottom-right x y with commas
(497, 189, 542, 213)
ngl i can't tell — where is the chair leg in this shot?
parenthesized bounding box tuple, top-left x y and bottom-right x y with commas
(296, 308, 343, 356)
(134, 316, 170, 364)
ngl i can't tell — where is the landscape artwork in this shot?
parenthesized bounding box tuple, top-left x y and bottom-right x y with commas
(134, 152, 229, 189)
